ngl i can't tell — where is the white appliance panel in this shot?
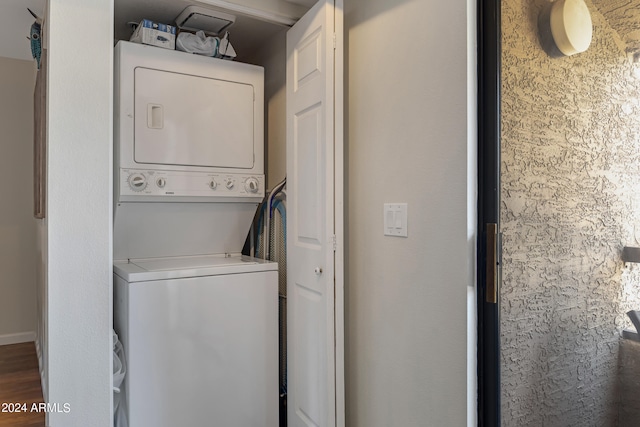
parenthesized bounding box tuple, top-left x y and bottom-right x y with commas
(130, 254, 253, 271)
(114, 254, 278, 282)
(134, 67, 255, 169)
(114, 267, 279, 427)
(113, 202, 259, 260)
(118, 169, 264, 202)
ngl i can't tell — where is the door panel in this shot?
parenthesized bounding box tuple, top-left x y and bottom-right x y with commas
(293, 285, 322, 424)
(287, 1, 338, 426)
(294, 103, 323, 245)
(294, 29, 323, 90)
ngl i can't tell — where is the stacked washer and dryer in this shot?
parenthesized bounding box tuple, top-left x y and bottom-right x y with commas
(113, 41, 278, 427)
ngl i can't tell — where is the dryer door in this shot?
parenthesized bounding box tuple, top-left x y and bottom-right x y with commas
(134, 67, 255, 169)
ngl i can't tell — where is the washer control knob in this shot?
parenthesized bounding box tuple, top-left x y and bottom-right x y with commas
(128, 173, 147, 192)
(209, 179, 217, 190)
(226, 179, 235, 190)
(245, 177, 259, 193)
(156, 178, 166, 188)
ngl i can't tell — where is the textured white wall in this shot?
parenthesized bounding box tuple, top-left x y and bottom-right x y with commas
(344, 0, 475, 425)
(501, 0, 640, 425)
(46, 0, 113, 425)
(0, 56, 38, 344)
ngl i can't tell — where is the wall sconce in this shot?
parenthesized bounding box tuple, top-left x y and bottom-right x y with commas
(539, 0, 593, 57)
(623, 246, 640, 263)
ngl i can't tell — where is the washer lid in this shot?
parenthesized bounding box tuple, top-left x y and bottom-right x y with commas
(114, 254, 277, 282)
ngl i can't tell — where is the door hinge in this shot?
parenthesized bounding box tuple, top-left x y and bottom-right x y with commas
(333, 33, 336, 50)
(331, 234, 337, 252)
(486, 223, 501, 304)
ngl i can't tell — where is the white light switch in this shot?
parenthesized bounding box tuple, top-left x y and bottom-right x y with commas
(384, 203, 408, 237)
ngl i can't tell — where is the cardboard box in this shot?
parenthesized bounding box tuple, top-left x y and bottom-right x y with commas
(130, 19, 176, 50)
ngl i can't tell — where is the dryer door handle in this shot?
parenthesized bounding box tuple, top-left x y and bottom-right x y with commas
(147, 104, 164, 129)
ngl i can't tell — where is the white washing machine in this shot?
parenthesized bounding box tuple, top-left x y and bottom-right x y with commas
(114, 255, 278, 427)
(113, 41, 278, 426)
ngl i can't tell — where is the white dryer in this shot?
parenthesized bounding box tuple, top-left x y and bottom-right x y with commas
(113, 41, 278, 427)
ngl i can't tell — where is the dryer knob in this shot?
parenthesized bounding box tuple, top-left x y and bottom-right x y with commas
(156, 178, 166, 188)
(245, 178, 259, 193)
(225, 179, 235, 190)
(209, 179, 217, 190)
(128, 173, 147, 192)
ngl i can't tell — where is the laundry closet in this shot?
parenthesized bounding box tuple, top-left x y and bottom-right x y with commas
(111, 1, 344, 426)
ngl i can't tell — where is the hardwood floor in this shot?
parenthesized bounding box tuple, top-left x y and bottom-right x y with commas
(0, 342, 45, 427)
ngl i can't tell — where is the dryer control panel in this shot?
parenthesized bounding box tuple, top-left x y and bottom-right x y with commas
(119, 169, 265, 202)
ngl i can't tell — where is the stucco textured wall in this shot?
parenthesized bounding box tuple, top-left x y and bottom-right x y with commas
(501, 0, 640, 425)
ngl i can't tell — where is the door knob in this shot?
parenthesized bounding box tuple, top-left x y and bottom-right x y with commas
(314, 267, 323, 275)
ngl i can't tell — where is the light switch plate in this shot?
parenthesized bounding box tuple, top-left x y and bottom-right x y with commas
(384, 203, 408, 237)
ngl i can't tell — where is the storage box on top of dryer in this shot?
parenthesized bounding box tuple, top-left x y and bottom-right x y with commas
(130, 19, 176, 50)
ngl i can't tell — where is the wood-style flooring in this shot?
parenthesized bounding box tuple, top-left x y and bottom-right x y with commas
(0, 342, 45, 427)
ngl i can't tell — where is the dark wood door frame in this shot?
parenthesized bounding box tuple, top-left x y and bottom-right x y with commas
(477, 0, 501, 426)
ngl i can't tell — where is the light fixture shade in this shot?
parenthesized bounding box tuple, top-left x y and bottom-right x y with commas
(550, 0, 593, 56)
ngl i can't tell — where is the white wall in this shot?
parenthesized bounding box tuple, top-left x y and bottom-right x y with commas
(247, 29, 288, 190)
(344, 0, 475, 425)
(0, 56, 38, 345)
(209, 0, 308, 20)
(45, 0, 113, 425)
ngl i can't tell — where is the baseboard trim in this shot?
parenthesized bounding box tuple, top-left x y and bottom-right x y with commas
(0, 331, 36, 346)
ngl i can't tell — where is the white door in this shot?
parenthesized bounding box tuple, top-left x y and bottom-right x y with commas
(286, 0, 343, 426)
